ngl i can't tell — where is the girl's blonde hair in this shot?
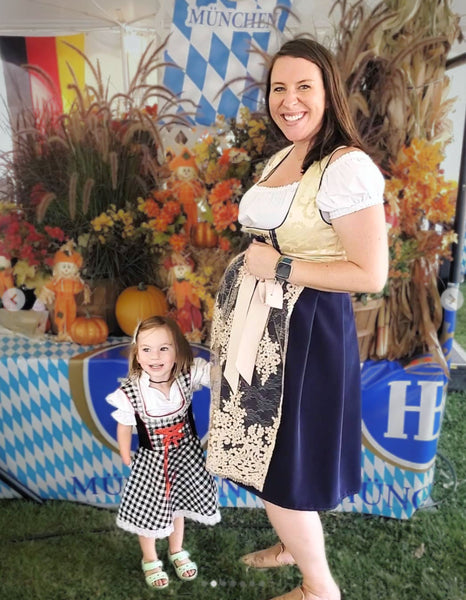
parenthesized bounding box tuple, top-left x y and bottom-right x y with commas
(128, 315, 193, 379)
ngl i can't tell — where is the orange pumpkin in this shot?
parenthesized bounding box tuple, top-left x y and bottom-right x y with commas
(191, 222, 218, 248)
(115, 282, 168, 336)
(70, 315, 109, 345)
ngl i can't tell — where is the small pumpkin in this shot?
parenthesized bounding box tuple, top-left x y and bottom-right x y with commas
(191, 221, 218, 248)
(70, 315, 109, 345)
(115, 282, 168, 336)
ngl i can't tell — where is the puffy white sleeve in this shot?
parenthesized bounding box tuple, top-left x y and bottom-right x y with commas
(106, 388, 136, 426)
(190, 356, 211, 391)
(317, 151, 385, 221)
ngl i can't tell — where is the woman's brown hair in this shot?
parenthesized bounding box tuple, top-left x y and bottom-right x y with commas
(128, 316, 193, 379)
(265, 36, 366, 171)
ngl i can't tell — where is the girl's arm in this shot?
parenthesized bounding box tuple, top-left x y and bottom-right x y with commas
(191, 356, 211, 390)
(117, 423, 133, 466)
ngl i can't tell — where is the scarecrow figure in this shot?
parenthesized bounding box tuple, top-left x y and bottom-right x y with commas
(164, 252, 203, 337)
(168, 147, 206, 235)
(38, 241, 90, 341)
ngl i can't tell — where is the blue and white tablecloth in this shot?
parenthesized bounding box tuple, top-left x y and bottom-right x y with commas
(0, 334, 446, 518)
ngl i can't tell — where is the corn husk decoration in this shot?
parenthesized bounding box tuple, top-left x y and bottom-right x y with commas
(333, 0, 462, 366)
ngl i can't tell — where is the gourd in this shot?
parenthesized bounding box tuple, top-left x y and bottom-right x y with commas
(115, 282, 168, 336)
(70, 315, 109, 345)
(191, 222, 218, 248)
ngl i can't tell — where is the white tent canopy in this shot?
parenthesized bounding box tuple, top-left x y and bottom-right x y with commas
(0, 0, 167, 36)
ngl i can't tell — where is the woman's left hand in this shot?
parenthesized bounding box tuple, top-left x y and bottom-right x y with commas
(244, 240, 280, 280)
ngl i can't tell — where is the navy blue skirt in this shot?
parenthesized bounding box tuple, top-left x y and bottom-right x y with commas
(243, 287, 362, 510)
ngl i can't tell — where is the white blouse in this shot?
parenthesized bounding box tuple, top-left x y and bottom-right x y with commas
(106, 357, 210, 426)
(239, 150, 385, 229)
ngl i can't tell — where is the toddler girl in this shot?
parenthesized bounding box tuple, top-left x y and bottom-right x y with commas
(106, 315, 220, 589)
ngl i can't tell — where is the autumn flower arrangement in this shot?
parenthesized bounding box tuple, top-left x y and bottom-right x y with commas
(0, 37, 191, 293)
(377, 138, 457, 365)
(190, 107, 272, 251)
(141, 107, 274, 341)
(0, 201, 67, 290)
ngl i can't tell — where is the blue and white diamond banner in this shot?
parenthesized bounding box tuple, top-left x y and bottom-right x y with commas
(163, 0, 293, 125)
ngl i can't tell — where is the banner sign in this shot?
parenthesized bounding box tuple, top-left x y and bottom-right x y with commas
(163, 0, 293, 125)
(337, 357, 448, 519)
(0, 336, 448, 517)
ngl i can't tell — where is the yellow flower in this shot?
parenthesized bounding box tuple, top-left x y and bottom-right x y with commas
(91, 212, 114, 232)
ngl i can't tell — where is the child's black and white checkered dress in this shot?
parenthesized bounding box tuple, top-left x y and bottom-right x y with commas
(110, 366, 220, 539)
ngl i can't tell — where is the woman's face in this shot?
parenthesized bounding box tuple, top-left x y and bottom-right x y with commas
(137, 326, 176, 381)
(268, 55, 326, 147)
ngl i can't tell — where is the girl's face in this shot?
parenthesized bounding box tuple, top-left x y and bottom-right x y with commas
(136, 326, 176, 381)
(268, 55, 326, 148)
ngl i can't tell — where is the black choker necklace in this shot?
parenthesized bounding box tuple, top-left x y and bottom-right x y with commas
(149, 378, 171, 384)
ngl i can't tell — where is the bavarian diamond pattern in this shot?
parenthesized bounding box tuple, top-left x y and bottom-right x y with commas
(163, 0, 292, 125)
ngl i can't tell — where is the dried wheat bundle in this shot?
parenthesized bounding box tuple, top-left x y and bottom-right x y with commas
(331, 0, 462, 167)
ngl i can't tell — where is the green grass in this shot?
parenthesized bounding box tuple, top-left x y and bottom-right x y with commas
(452, 282, 466, 349)
(1, 294, 466, 600)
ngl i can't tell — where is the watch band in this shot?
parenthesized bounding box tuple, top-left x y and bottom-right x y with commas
(275, 256, 293, 281)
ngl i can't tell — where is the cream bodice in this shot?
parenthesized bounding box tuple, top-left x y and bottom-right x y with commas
(239, 147, 384, 262)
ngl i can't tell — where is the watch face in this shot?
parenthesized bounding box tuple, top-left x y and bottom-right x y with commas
(276, 259, 292, 280)
(2, 287, 26, 311)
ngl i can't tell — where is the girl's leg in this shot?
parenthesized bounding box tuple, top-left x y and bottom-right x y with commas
(263, 500, 340, 600)
(139, 535, 168, 587)
(168, 516, 196, 578)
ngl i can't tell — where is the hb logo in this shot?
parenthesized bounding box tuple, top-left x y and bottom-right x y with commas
(361, 359, 448, 471)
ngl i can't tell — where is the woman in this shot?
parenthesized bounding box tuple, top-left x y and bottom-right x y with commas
(206, 37, 388, 600)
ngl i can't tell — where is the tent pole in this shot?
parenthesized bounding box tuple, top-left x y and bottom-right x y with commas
(449, 103, 466, 286)
(120, 25, 129, 96)
(440, 103, 466, 362)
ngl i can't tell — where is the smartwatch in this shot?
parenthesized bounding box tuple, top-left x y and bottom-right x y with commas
(275, 256, 293, 281)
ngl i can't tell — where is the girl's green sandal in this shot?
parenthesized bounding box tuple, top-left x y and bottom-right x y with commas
(141, 559, 169, 589)
(168, 549, 198, 581)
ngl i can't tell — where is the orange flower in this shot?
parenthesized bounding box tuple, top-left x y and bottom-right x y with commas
(218, 236, 231, 251)
(151, 213, 173, 232)
(209, 179, 241, 204)
(140, 198, 160, 218)
(169, 233, 188, 252)
(163, 200, 182, 218)
(212, 201, 238, 233)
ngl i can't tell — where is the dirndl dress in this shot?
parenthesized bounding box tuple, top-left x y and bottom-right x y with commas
(206, 149, 379, 511)
(114, 374, 220, 538)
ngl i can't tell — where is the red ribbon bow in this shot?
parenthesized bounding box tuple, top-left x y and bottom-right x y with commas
(155, 422, 185, 498)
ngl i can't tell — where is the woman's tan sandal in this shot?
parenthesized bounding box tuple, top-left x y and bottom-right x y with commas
(267, 585, 306, 600)
(141, 559, 169, 589)
(268, 583, 342, 600)
(168, 549, 198, 581)
(240, 542, 296, 569)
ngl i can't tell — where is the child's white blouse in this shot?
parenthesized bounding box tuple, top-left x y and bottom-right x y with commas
(239, 150, 385, 229)
(106, 357, 210, 425)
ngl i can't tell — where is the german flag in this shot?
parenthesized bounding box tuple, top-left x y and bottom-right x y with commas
(0, 34, 85, 119)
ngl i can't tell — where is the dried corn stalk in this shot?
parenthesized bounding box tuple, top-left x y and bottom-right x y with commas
(331, 0, 462, 364)
(331, 0, 462, 168)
